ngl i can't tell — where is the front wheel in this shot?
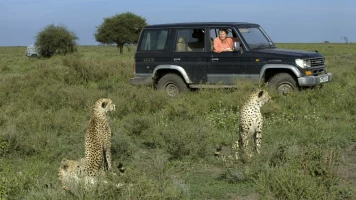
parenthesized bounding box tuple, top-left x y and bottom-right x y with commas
(157, 73, 187, 97)
(268, 73, 298, 95)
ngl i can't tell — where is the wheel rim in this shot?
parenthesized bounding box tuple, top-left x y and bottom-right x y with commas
(277, 83, 294, 95)
(165, 83, 179, 97)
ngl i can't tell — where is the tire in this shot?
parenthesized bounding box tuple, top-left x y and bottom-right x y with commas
(31, 54, 38, 58)
(268, 73, 298, 95)
(157, 73, 187, 97)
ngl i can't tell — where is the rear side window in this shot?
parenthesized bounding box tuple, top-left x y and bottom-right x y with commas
(139, 29, 168, 51)
(175, 29, 205, 52)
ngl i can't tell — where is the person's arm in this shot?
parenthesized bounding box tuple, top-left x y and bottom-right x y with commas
(213, 38, 222, 53)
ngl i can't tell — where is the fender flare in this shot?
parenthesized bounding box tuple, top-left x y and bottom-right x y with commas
(152, 65, 192, 84)
(259, 64, 302, 80)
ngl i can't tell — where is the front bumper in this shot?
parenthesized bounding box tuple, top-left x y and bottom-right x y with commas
(298, 73, 332, 87)
(129, 77, 153, 86)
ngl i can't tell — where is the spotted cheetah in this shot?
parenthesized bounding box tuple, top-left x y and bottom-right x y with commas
(233, 89, 271, 161)
(85, 98, 115, 176)
(58, 158, 122, 191)
(58, 158, 90, 190)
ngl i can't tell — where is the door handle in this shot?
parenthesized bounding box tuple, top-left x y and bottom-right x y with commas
(211, 58, 219, 61)
(174, 58, 180, 62)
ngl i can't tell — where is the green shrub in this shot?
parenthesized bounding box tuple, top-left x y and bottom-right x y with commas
(35, 24, 78, 58)
(253, 144, 340, 200)
(62, 54, 122, 84)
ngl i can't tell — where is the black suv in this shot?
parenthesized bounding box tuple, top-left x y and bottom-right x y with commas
(130, 22, 332, 97)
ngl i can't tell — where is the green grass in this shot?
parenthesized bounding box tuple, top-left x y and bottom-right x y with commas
(0, 44, 356, 199)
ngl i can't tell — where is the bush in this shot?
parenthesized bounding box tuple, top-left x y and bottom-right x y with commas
(253, 144, 340, 200)
(145, 118, 215, 159)
(35, 24, 78, 58)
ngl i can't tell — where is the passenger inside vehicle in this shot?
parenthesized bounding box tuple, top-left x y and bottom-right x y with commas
(176, 37, 187, 52)
(187, 29, 205, 52)
(210, 28, 241, 53)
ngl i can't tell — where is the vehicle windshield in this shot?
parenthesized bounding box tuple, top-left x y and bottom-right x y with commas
(238, 27, 275, 50)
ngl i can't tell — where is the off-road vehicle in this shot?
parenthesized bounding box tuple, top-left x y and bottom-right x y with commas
(26, 45, 40, 57)
(130, 22, 332, 97)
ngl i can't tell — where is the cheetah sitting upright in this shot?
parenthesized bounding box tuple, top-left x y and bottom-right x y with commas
(233, 89, 271, 162)
(85, 98, 116, 176)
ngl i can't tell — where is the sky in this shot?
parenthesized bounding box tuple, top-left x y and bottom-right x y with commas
(0, 0, 355, 46)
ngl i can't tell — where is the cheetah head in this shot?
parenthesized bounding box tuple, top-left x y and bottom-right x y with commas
(94, 98, 116, 114)
(58, 158, 88, 191)
(252, 89, 271, 106)
(60, 158, 82, 173)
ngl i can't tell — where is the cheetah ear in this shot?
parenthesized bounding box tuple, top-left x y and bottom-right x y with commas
(258, 90, 264, 98)
(61, 158, 69, 169)
(101, 101, 107, 108)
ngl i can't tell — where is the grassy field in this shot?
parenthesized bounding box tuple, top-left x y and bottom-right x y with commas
(0, 43, 356, 200)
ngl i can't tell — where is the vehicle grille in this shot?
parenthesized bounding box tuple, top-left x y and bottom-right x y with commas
(312, 68, 326, 76)
(310, 57, 324, 67)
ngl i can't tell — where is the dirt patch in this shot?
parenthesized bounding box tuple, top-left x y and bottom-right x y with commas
(337, 143, 356, 188)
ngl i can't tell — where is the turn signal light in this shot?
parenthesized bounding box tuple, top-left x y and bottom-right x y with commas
(305, 70, 312, 76)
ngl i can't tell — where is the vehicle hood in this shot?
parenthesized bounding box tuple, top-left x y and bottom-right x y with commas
(254, 48, 322, 58)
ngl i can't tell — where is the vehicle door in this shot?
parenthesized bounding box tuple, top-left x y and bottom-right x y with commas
(206, 27, 255, 84)
(172, 28, 209, 84)
(135, 28, 173, 77)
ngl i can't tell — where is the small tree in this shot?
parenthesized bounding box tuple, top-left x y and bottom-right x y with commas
(35, 24, 78, 58)
(341, 36, 349, 44)
(95, 12, 147, 54)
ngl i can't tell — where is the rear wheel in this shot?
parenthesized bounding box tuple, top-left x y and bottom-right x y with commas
(268, 73, 297, 95)
(157, 73, 187, 97)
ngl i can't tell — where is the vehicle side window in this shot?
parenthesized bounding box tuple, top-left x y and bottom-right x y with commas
(139, 29, 168, 51)
(175, 29, 205, 52)
(209, 28, 240, 52)
(238, 27, 269, 46)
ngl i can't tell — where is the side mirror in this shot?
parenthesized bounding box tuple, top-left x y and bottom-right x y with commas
(233, 41, 241, 52)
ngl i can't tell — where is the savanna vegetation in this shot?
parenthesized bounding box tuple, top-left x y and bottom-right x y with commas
(0, 43, 355, 200)
(95, 12, 147, 54)
(35, 24, 78, 58)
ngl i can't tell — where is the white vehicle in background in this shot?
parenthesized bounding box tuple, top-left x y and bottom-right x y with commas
(26, 45, 40, 57)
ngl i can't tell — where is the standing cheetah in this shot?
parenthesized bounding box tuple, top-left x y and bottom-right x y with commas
(85, 98, 115, 176)
(233, 89, 271, 161)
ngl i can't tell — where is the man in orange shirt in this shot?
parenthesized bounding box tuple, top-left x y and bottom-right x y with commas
(213, 29, 239, 53)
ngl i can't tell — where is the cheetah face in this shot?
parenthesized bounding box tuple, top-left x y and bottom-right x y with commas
(251, 89, 271, 106)
(257, 89, 271, 105)
(95, 98, 116, 113)
(60, 158, 82, 173)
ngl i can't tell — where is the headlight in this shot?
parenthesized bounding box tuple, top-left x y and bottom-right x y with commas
(295, 59, 311, 68)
